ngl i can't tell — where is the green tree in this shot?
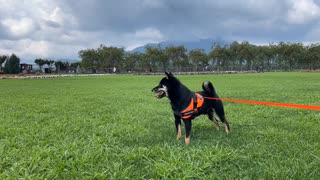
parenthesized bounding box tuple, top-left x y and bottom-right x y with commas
(45, 59, 55, 72)
(55, 61, 62, 73)
(79, 49, 99, 73)
(209, 42, 231, 71)
(289, 43, 305, 69)
(305, 43, 320, 70)
(4, 54, 20, 74)
(34, 58, 46, 72)
(145, 45, 167, 72)
(97, 45, 125, 71)
(0, 55, 8, 72)
(124, 52, 145, 72)
(261, 45, 274, 71)
(267, 43, 280, 70)
(165, 45, 188, 71)
(239, 41, 256, 70)
(277, 42, 290, 69)
(253, 46, 266, 71)
(277, 42, 305, 70)
(229, 41, 241, 70)
(188, 49, 208, 71)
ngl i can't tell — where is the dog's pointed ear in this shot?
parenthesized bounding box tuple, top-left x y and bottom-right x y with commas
(165, 72, 173, 79)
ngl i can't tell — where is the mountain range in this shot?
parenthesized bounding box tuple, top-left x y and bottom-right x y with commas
(21, 38, 229, 64)
(129, 38, 230, 53)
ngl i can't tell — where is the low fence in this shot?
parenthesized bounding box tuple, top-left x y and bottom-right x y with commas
(78, 65, 320, 74)
(5, 64, 320, 76)
(0, 74, 113, 79)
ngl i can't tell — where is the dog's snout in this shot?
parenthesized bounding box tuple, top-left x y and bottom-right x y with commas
(152, 86, 158, 92)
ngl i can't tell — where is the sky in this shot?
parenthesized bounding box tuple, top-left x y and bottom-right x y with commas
(1, 0, 320, 63)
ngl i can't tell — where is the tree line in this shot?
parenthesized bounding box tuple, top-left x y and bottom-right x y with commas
(1, 41, 320, 74)
(79, 41, 320, 73)
(0, 55, 81, 74)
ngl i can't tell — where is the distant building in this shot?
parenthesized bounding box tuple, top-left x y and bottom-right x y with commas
(20, 63, 33, 74)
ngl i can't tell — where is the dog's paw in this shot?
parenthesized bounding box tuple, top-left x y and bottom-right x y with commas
(224, 123, 230, 135)
(176, 134, 181, 140)
(213, 120, 220, 130)
(185, 137, 190, 144)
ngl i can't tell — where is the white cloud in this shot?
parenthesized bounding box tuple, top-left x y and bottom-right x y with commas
(25, 40, 50, 57)
(1, 18, 36, 37)
(0, 39, 48, 58)
(123, 28, 166, 51)
(1, 0, 320, 62)
(0, 38, 86, 61)
(132, 28, 164, 40)
(287, 0, 320, 24)
(39, 5, 78, 29)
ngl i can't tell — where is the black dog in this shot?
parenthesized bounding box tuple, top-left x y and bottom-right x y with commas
(152, 72, 230, 144)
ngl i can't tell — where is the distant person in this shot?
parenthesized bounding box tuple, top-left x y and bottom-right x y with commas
(259, 65, 264, 73)
(113, 67, 116, 73)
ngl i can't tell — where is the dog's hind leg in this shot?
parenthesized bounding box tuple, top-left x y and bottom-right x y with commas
(208, 109, 219, 130)
(214, 102, 230, 134)
(174, 114, 182, 140)
(219, 115, 230, 135)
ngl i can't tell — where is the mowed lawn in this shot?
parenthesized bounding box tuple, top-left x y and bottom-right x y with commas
(0, 72, 319, 179)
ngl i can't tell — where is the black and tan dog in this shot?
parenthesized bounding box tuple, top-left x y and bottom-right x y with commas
(152, 72, 230, 144)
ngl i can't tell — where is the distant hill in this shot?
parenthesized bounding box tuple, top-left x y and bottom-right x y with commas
(129, 38, 230, 53)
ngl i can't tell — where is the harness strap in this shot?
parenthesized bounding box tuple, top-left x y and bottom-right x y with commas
(181, 93, 204, 120)
(192, 93, 198, 113)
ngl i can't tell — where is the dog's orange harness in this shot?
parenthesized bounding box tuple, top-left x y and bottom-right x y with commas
(181, 93, 204, 120)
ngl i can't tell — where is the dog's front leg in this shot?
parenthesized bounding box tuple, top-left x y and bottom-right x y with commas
(174, 114, 182, 140)
(184, 119, 192, 144)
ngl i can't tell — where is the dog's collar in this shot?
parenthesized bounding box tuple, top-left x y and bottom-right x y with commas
(179, 93, 204, 120)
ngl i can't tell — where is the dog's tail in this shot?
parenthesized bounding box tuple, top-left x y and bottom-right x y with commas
(202, 81, 218, 97)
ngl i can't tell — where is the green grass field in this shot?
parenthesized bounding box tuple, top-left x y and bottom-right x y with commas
(0, 72, 320, 179)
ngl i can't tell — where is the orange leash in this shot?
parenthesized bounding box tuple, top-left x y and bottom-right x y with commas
(204, 97, 320, 111)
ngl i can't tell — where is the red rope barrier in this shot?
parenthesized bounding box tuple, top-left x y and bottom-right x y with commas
(204, 97, 320, 111)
